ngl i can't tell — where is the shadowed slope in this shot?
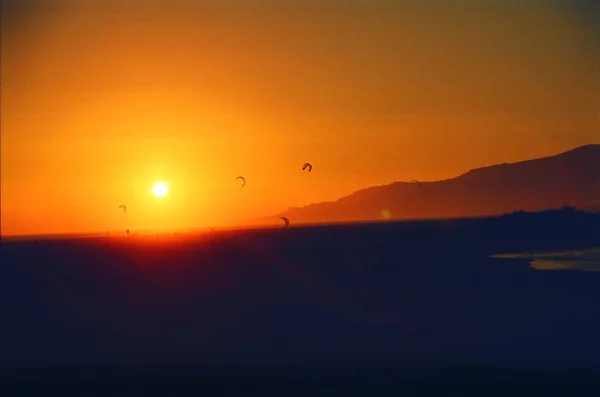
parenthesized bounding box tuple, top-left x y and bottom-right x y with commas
(272, 145, 600, 225)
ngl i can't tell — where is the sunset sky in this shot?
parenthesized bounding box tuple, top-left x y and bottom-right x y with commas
(2, 0, 599, 236)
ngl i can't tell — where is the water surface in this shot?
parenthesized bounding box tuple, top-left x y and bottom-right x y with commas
(492, 248, 600, 273)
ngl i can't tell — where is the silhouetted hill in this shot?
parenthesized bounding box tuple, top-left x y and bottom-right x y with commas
(271, 145, 600, 225)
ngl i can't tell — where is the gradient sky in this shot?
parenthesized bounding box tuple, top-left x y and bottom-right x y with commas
(2, 0, 599, 235)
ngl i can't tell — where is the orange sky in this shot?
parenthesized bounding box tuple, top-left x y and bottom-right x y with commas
(1, 0, 599, 236)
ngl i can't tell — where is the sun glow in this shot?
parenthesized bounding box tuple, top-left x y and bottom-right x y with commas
(152, 182, 169, 197)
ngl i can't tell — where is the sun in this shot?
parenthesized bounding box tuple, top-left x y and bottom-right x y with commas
(152, 182, 169, 197)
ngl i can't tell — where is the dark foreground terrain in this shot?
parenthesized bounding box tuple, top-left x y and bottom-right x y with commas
(2, 209, 600, 396)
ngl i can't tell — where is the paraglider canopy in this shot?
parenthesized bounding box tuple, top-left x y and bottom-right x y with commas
(411, 180, 427, 191)
(280, 217, 290, 228)
(302, 163, 313, 172)
(235, 176, 246, 187)
(118, 205, 127, 212)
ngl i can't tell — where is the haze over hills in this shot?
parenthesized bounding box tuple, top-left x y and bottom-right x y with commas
(256, 145, 600, 226)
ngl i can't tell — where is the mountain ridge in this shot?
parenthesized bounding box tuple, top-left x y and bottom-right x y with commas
(253, 144, 600, 226)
